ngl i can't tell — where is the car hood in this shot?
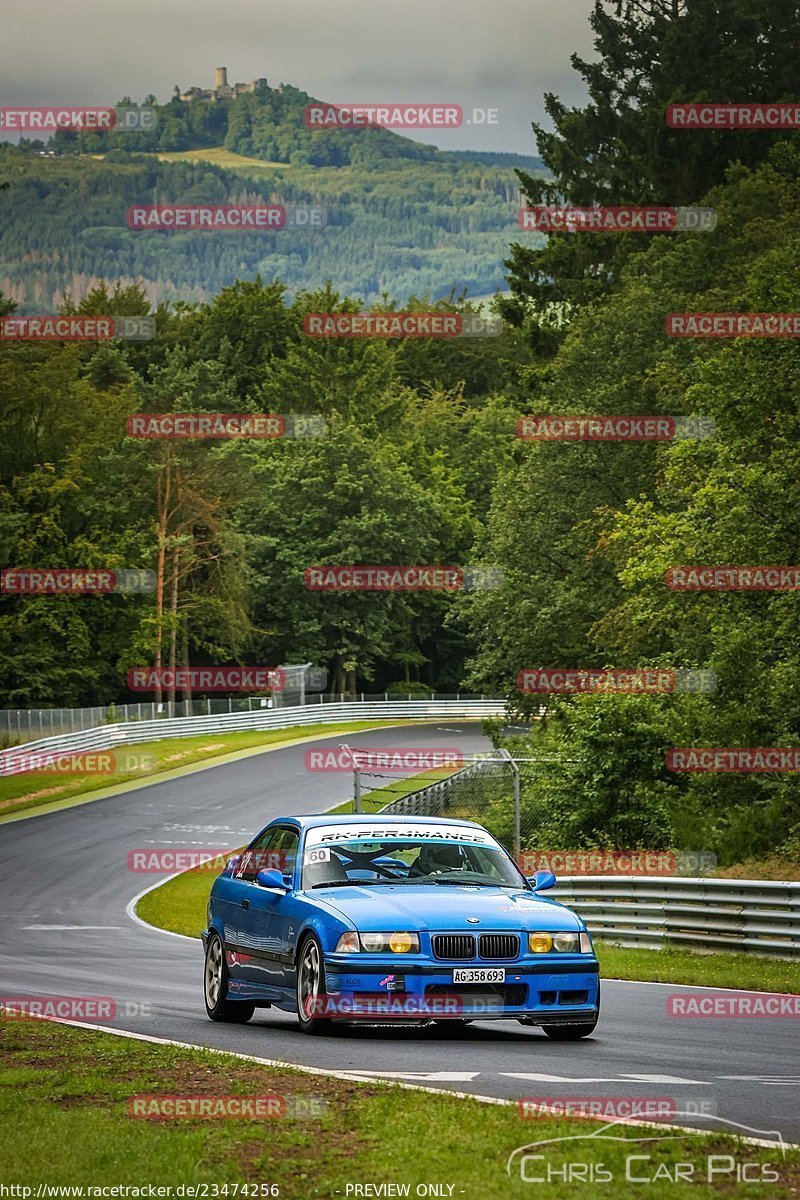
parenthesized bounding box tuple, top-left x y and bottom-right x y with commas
(313, 883, 581, 932)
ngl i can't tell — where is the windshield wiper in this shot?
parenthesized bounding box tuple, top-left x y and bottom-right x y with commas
(309, 879, 385, 889)
(430, 878, 500, 887)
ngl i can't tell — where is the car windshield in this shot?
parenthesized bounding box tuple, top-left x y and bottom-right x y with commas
(301, 825, 525, 890)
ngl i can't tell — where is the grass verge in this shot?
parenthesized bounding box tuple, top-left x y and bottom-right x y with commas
(0, 721, 411, 821)
(1, 1018, 796, 1197)
(597, 941, 800, 993)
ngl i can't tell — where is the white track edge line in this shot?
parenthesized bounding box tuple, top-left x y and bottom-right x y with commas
(126, 874, 199, 942)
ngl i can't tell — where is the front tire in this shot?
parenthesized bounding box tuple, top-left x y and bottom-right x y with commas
(296, 934, 333, 1035)
(204, 932, 255, 1023)
(542, 1014, 599, 1040)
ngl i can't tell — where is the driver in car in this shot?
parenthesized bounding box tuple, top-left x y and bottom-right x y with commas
(408, 843, 466, 876)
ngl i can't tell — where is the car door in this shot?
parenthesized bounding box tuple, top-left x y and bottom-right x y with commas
(235, 826, 299, 997)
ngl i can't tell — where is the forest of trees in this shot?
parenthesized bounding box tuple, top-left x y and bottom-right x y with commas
(3, 0, 800, 864)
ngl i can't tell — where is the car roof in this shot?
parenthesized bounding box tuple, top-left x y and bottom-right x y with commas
(273, 814, 485, 830)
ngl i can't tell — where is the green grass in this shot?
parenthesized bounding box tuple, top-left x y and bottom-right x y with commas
(1, 1018, 796, 1196)
(137, 863, 219, 937)
(598, 940, 800, 993)
(137, 865, 800, 993)
(0, 721, 414, 820)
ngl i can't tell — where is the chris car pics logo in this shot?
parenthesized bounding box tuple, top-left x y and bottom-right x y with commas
(507, 1116, 786, 1185)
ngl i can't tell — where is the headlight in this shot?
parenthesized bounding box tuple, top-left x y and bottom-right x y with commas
(335, 931, 420, 954)
(528, 931, 594, 954)
(388, 932, 417, 953)
(528, 933, 553, 953)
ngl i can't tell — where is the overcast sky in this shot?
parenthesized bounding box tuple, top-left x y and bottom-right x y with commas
(0, 0, 596, 153)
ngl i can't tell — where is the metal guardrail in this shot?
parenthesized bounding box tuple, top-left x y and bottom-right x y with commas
(552, 876, 800, 958)
(0, 699, 505, 774)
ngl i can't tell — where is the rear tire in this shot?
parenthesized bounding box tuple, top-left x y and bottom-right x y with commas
(204, 932, 255, 1023)
(296, 934, 333, 1035)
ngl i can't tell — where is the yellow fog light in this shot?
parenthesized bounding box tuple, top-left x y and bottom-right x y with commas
(388, 932, 416, 953)
(529, 932, 553, 953)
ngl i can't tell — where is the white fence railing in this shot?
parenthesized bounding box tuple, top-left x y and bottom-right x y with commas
(0, 699, 505, 775)
(0, 692, 496, 746)
(552, 876, 800, 958)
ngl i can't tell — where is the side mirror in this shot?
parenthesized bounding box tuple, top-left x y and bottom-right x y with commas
(256, 867, 289, 891)
(529, 869, 557, 891)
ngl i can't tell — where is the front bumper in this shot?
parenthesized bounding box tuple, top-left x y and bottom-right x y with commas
(323, 955, 600, 1022)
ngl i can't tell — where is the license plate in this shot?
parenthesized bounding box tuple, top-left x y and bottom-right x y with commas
(452, 968, 505, 984)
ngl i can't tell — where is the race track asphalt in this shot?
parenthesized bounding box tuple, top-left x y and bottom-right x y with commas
(1, 721, 797, 1144)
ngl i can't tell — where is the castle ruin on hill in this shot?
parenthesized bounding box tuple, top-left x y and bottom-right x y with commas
(172, 67, 279, 103)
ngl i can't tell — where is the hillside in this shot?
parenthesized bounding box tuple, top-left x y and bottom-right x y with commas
(0, 83, 544, 310)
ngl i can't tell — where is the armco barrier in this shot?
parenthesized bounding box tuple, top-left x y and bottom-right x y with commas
(0, 699, 505, 775)
(552, 876, 800, 958)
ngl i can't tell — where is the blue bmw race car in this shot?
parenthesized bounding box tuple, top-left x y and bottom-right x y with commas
(202, 814, 600, 1037)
